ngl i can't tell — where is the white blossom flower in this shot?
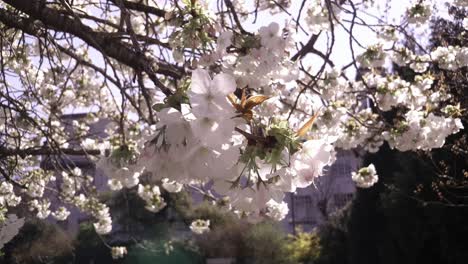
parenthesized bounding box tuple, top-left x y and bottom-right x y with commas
(81, 138, 97, 149)
(258, 22, 283, 51)
(0, 182, 21, 208)
(0, 182, 13, 197)
(61, 171, 79, 197)
(189, 115, 236, 149)
(233, 55, 264, 88)
(156, 107, 193, 145)
(291, 139, 336, 188)
(138, 184, 160, 200)
(217, 31, 233, 52)
(108, 179, 123, 191)
(51, 207, 70, 221)
(391, 46, 414, 66)
(5, 195, 21, 207)
(410, 55, 430, 73)
(406, 1, 432, 24)
(111, 246, 128, 259)
(161, 178, 183, 193)
(265, 199, 289, 221)
(93, 216, 112, 235)
(352, 164, 379, 188)
(357, 43, 387, 68)
(378, 26, 399, 42)
(305, 1, 340, 34)
(137, 184, 167, 213)
(98, 156, 144, 190)
(26, 179, 46, 198)
(30, 199, 51, 219)
(190, 219, 210, 234)
(431, 46, 462, 70)
(189, 69, 236, 119)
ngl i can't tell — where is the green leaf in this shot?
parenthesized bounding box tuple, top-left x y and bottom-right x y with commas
(152, 103, 168, 112)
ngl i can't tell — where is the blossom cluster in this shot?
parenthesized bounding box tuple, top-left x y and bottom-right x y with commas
(100, 9, 464, 229)
(0, 182, 22, 212)
(137, 185, 167, 213)
(190, 219, 210, 235)
(351, 164, 379, 188)
(0, 0, 466, 258)
(111, 246, 128, 259)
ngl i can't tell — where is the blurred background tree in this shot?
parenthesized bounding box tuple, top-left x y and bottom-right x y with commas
(313, 4, 468, 264)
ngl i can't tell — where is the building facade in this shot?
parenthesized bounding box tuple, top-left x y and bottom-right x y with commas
(282, 150, 360, 233)
(40, 113, 110, 234)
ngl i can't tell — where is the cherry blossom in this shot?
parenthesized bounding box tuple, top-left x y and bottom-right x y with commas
(111, 246, 128, 259)
(0, 0, 465, 255)
(190, 219, 210, 235)
(352, 164, 379, 188)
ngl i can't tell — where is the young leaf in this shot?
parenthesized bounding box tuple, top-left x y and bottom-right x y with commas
(296, 110, 320, 137)
(244, 95, 270, 110)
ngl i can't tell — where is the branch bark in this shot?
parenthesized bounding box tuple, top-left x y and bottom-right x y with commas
(0, 146, 101, 158)
(109, 0, 166, 17)
(291, 33, 321, 61)
(0, 0, 183, 95)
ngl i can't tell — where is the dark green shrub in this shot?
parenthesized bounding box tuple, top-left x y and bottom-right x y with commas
(243, 222, 290, 264)
(2, 219, 73, 264)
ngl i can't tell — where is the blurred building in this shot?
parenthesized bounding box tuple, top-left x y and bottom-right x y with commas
(282, 150, 360, 233)
(40, 113, 110, 234)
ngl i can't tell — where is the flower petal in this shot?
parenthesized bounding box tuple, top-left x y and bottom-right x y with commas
(191, 69, 211, 94)
(211, 73, 237, 95)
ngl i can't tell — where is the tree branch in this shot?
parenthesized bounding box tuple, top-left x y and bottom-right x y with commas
(0, 146, 101, 158)
(291, 33, 321, 61)
(0, 0, 183, 95)
(109, 0, 166, 17)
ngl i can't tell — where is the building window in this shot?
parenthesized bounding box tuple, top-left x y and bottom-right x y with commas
(328, 162, 353, 178)
(291, 195, 315, 224)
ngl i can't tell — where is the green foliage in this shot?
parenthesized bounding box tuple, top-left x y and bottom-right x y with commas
(74, 222, 114, 263)
(314, 5, 468, 264)
(239, 119, 300, 168)
(244, 222, 291, 264)
(123, 241, 203, 264)
(314, 144, 468, 264)
(267, 119, 301, 158)
(1, 219, 73, 264)
(191, 202, 248, 259)
(106, 188, 167, 227)
(315, 223, 348, 264)
(189, 203, 295, 264)
(168, 0, 215, 51)
(154, 87, 191, 112)
(169, 190, 194, 220)
(190, 201, 235, 227)
(285, 229, 321, 264)
(109, 145, 139, 166)
(194, 220, 247, 259)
